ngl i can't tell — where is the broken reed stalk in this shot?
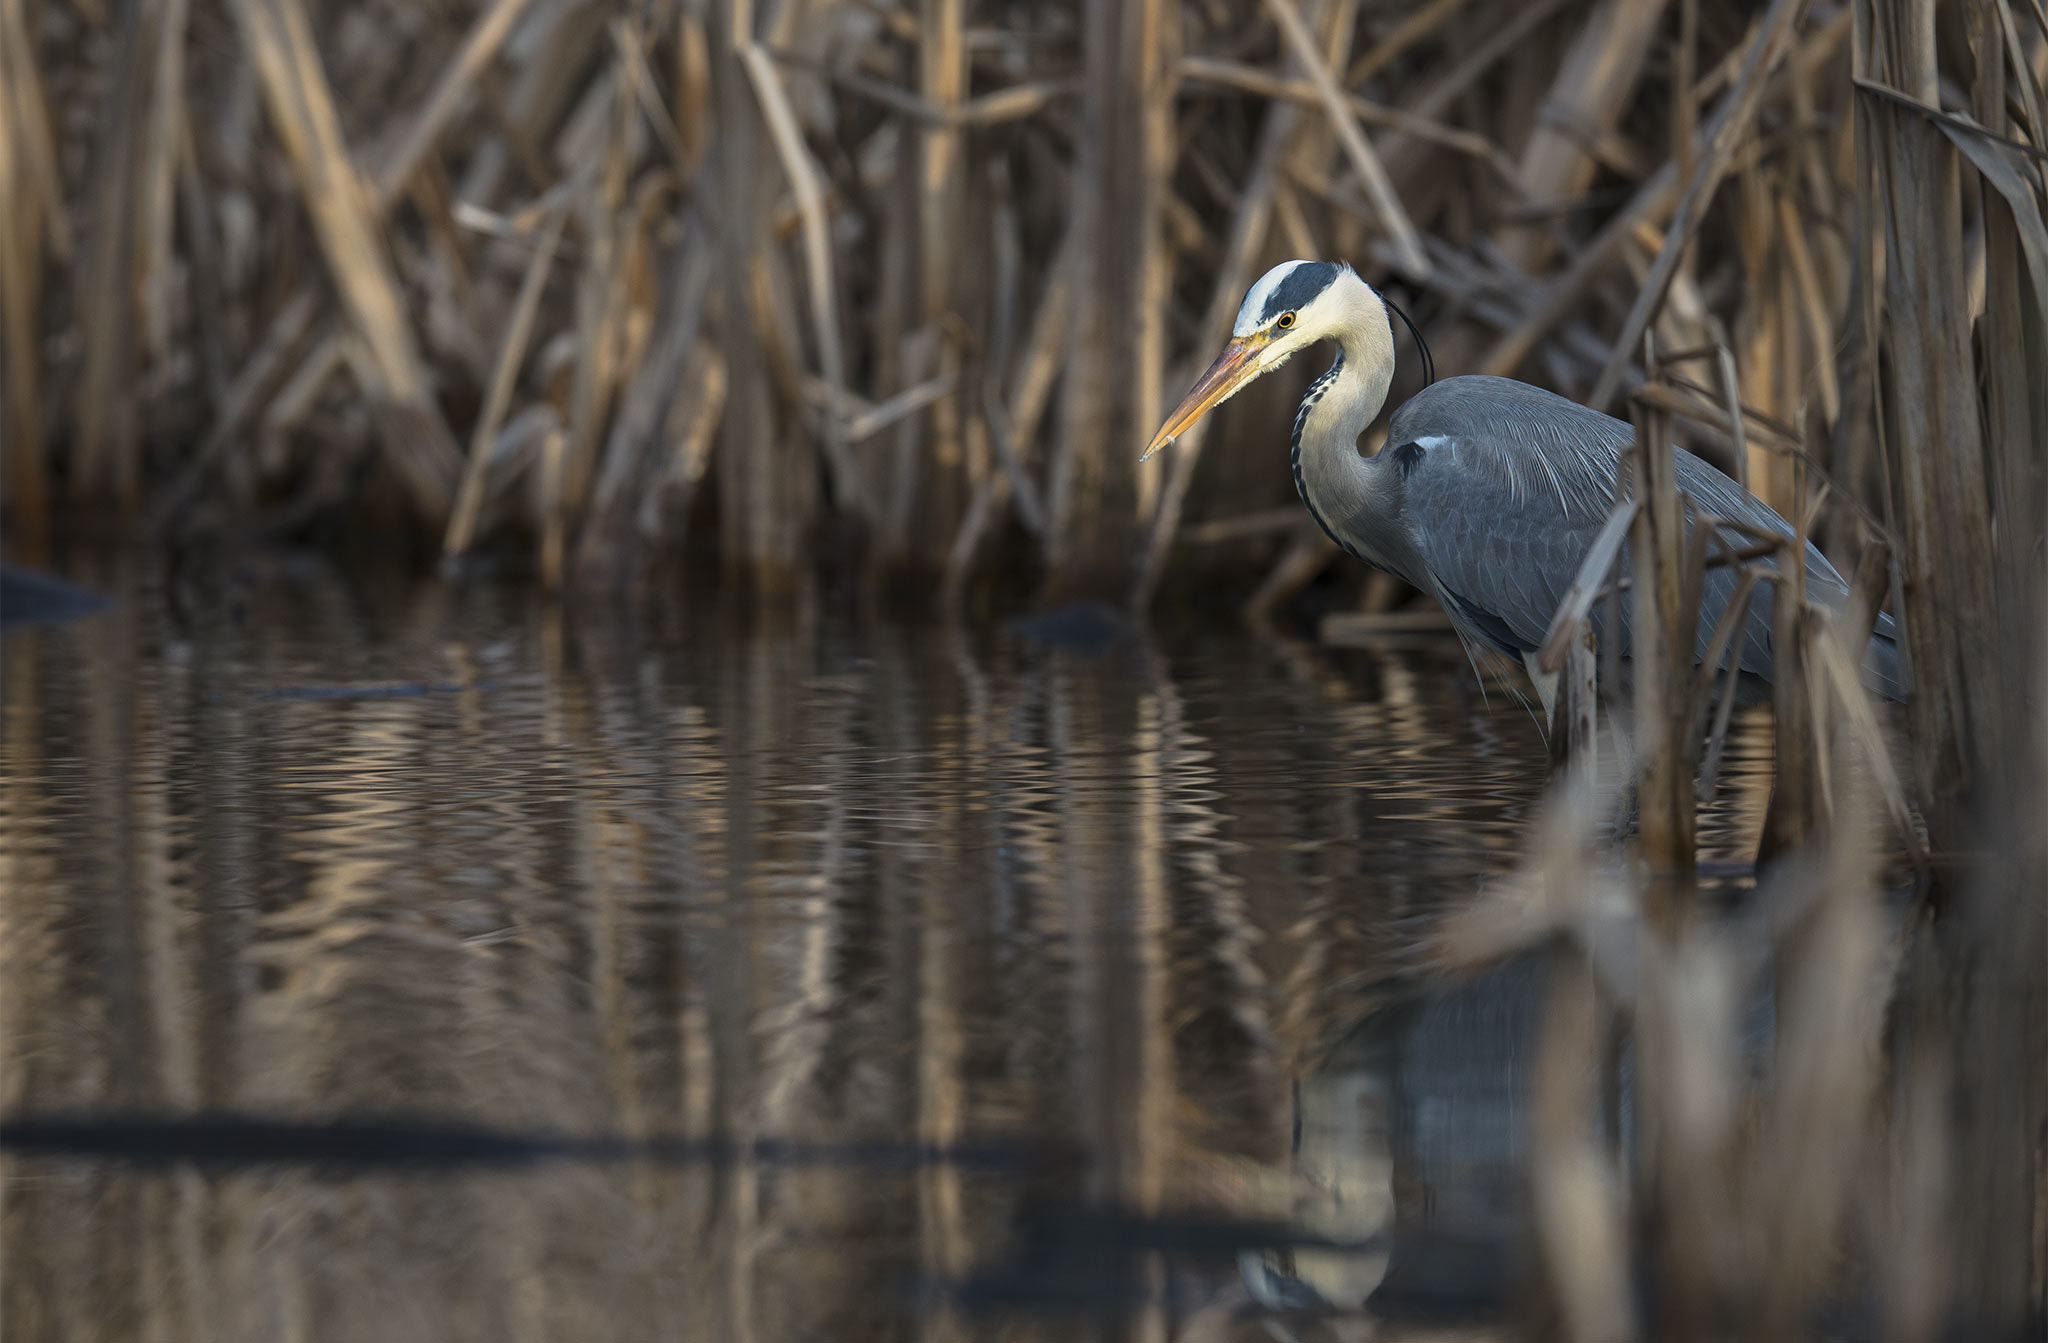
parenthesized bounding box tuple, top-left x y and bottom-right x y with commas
(1761, 466, 1817, 866)
(1628, 385, 1698, 916)
(1543, 615, 1599, 785)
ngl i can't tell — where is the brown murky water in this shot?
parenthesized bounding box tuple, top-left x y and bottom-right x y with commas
(0, 556, 1775, 1341)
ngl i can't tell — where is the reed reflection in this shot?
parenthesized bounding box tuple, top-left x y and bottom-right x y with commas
(1, 562, 1772, 1340)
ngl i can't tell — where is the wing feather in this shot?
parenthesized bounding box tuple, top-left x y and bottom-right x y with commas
(1385, 376, 1904, 697)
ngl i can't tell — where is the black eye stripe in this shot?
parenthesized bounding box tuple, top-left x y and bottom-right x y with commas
(1258, 261, 1340, 322)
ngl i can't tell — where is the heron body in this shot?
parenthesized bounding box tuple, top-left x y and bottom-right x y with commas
(1146, 260, 1905, 712)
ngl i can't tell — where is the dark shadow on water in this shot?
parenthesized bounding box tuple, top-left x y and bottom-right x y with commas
(0, 1113, 1077, 1173)
(0, 565, 112, 630)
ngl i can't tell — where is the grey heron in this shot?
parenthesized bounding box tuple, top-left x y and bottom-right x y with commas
(1144, 260, 1905, 714)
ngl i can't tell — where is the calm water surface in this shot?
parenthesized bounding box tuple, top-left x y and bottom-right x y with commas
(0, 556, 1774, 1341)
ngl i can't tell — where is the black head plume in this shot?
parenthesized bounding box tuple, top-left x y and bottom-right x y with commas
(1381, 292, 1435, 387)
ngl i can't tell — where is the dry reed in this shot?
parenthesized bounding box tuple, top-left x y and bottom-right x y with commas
(0, 0, 2030, 609)
(3, 0, 2044, 1328)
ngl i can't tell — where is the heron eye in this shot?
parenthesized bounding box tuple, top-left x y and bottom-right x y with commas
(1277, 312, 1296, 329)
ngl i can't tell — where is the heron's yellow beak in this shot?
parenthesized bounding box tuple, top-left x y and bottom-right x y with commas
(1141, 334, 1270, 461)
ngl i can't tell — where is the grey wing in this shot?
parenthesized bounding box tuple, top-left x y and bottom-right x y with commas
(1387, 376, 1904, 697)
(1388, 377, 1630, 659)
(1403, 477, 1611, 659)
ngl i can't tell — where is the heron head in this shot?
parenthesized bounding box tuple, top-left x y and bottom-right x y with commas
(1142, 260, 1388, 460)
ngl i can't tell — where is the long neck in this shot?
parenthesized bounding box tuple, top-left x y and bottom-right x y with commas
(1289, 329, 1396, 569)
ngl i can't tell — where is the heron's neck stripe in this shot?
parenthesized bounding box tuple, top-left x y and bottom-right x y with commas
(1289, 354, 1359, 560)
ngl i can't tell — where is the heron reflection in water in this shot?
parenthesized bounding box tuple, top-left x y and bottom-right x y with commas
(1145, 260, 1904, 715)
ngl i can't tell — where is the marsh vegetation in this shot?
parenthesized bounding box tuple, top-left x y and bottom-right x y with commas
(2, 0, 2044, 1335)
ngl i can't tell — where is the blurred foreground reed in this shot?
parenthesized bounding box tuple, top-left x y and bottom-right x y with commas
(1440, 470, 2045, 1336)
(1434, 1, 2048, 1327)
